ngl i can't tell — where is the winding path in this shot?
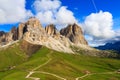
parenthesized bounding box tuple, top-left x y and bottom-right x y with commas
(25, 51, 119, 80)
(25, 51, 66, 80)
(34, 71, 66, 80)
(75, 71, 117, 80)
(75, 73, 89, 80)
(25, 58, 51, 80)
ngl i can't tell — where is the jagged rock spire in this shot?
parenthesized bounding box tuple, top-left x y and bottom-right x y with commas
(60, 23, 88, 45)
(0, 17, 88, 53)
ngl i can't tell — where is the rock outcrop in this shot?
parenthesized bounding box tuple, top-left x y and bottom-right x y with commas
(22, 18, 73, 53)
(23, 18, 47, 43)
(0, 31, 5, 37)
(18, 23, 25, 39)
(20, 40, 42, 56)
(60, 23, 88, 45)
(45, 24, 57, 36)
(0, 27, 18, 45)
(10, 26, 18, 40)
(0, 31, 6, 44)
(0, 17, 88, 53)
(45, 24, 61, 39)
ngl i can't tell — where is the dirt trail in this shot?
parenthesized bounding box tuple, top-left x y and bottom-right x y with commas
(35, 71, 66, 80)
(25, 51, 66, 80)
(25, 58, 51, 80)
(75, 71, 117, 80)
(26, 51, 119, 80)
(75, 73, 89, 80)
(32, 58, 52, 71)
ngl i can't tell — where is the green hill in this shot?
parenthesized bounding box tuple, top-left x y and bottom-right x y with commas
(0, 41, 120, 80)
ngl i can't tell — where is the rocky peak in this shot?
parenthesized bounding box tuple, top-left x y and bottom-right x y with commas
(45, 24, 59, 36)
(0, 31, 5, 37)
(0, 31, 6, 44)
(26, 17, 42, 29)
(23, 17, 47, 43)
(0, 27, 18, 45)
(10, 26, 18, 40)
(18, 23, 26, 39)
(60, 23, 88, 45)
(18, 17, 45, 40)
(0, 18, 88, 53)
(72, 23, 83, 35)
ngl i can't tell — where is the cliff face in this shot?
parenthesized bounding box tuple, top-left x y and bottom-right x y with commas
(60, 23, 88, 45)
(45, 24, 57, 36)
(21, 17, 47, 43)
(18, 23, 25, 39)
(0, 27, 18, 45)
(0, 17, 88, 53)
(10, 27, 18, 41)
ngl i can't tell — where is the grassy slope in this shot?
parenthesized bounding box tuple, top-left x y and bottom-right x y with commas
(0, 42, 28, 79)
(0, 43, 120, 80)
(0, 42, 27, 71)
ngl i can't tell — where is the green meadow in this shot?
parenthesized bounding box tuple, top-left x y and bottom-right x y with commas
(0, 42, 120, 80)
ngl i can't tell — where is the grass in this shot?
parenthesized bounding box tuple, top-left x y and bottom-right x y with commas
(0, 42, 27, 71)
(32, 73, 61, 80)
(0, 42, 120, 80)
(1, 71, 29, 80)
(83, 73, 120, 80)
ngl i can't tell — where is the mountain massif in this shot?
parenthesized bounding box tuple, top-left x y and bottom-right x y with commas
(0, 17, 118, 57)
(0, 17, 88, 53)
(0, 17, 120, 80)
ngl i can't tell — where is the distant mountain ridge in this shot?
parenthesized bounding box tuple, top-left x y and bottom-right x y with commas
(95, 41, 120, 53)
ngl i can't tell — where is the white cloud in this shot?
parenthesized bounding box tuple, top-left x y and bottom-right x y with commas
(33, 0, 77, 27)
(83, 11, 115, 39)
(1, 0, 118, 47)
(56, 6, 77, 25)
(115, 29, 120, 36)
(36, 11, 55, 24)
(33, 0, 61, 12)
(0, 0, 33, 24)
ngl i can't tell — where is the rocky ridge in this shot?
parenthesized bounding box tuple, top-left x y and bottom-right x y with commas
(60, 23, 88, 45)
(0, 17, 89, 53)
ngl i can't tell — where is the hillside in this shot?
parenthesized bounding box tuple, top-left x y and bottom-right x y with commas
(0, 41, 120, 80)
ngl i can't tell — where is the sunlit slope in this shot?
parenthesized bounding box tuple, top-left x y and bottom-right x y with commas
(0, 42, 120, 80)
(0, 42, 28, 71)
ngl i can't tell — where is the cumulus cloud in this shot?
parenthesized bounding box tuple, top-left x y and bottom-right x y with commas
(83, 11, 115, 39)
(36, 11, 55, 24)
(0, 0, 33, 24)
(56, 6, 77, 25)
(115, 29, 120, 36)
(81, 11, 117, 46)
(33, 0, 61, 12)
(33, 0, 77, 26)
(1, 0, 118, 46)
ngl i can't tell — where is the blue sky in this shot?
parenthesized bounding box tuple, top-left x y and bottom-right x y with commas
(61, 0, 120, 30)
(27, 0, 120, 18)
(26, 0, 120, 17)
(1, 0, 120, 30)
(0, 0, 120, 46)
